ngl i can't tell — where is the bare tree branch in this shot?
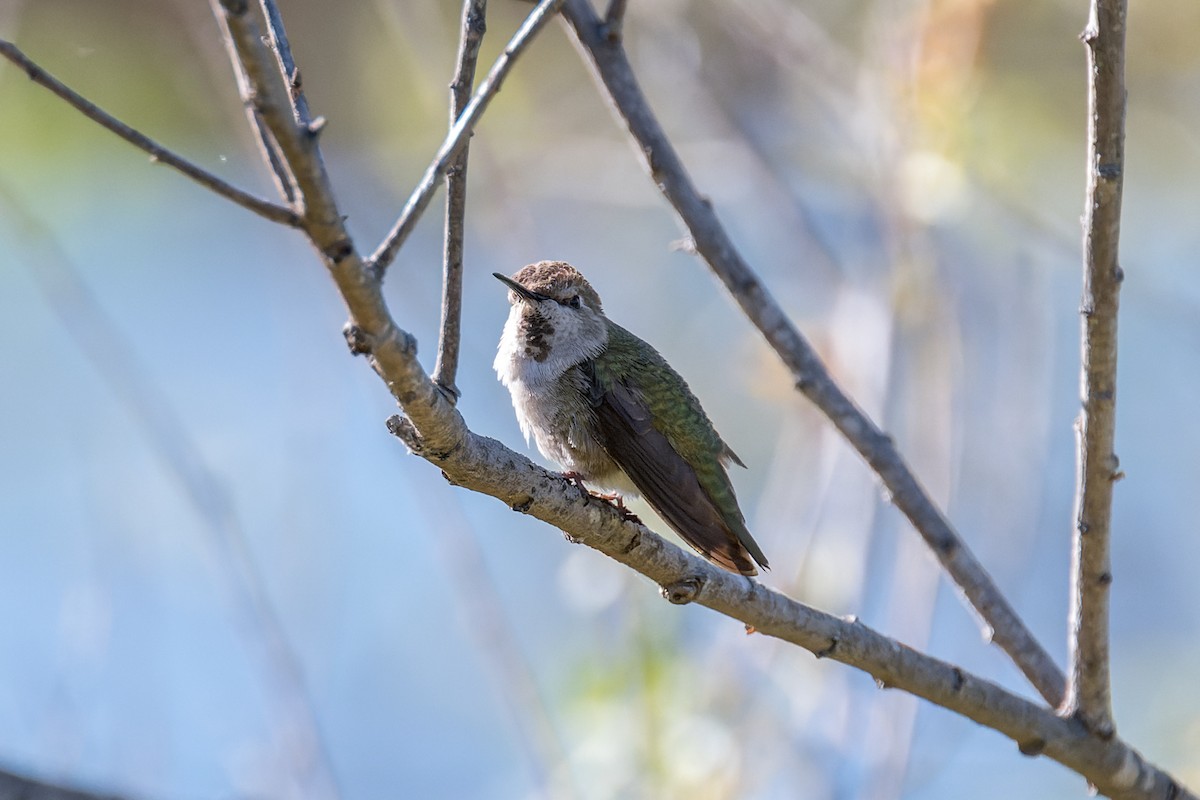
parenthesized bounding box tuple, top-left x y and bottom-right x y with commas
(432, 0, 488, 401)
(258, 0, 316, 127)
(367, 0, 566, 277)
(0, 39, 301, 228)
(556, 0, 1067, 708)
(1066, 0, 1127, 738)
(214, 2, 299, 203)
(212, 0, 345, 241)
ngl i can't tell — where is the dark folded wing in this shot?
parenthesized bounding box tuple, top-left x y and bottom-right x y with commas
(592, 380, 759, 576)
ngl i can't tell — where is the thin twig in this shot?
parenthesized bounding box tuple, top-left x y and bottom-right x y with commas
(432, 0, 488, 401)
(1066, 0, 1127, 738)
(258, 0, 315, 127)
(0, 39, 301, 228)
(218, 3, 299, 203)
(367, 0, 566, 277)
(212, 0, 344, 242)
(558, 0, 1067, 707)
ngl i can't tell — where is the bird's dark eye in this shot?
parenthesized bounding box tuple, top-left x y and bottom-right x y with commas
(566, 295, 582, 309)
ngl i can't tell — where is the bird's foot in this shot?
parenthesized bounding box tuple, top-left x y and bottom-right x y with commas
(558, 473, 643, 524)
(594, 491, 643, 525)
(561, 471, 590, 497)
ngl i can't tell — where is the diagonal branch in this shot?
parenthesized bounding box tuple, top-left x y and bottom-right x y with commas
(557, 0, 1067, 707)
(377, 420, 1184, 800)
(0, 39, 301, 228)
(367, 0, 565, 278)
(1066, 0, 1127, 737)
(432, 0, 489, 402)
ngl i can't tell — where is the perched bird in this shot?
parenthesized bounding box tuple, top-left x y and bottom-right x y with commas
(492, 260, 769, 576)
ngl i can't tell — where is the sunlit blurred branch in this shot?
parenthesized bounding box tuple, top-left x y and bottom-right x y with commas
(0, 188, 340, 800)
(557, 0, 1066, 709)
(432, 0, 488, 401)
(367, 0, 567, 278)
(1066, 0, 1127, 739)
(0, 39, 301, 227)
(408, 467, 577, 799)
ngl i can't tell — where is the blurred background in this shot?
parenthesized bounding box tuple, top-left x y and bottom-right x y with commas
(1, 0, 1198, 798)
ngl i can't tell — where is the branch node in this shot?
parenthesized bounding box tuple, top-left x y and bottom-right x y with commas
(343, 322, 372, 356)
(1017, 737, 1047, 757)
(219, 0, 249, 15)
(511, 496, 533, 513)
(323, 239, 354, 264)
(1096, 162, 1121, 180)
(306, 115, 328, 136)
(814, 637, 838, 659)
(436, 380, 462, 405)
(951, 666, 966, 692)
(601, 0, 628, 43)
(619, 527, 642, 554)
(661, 575, 706, 605)
(932, 534, 959, 557)
(668, 236, 697, 254)
(385, 414, 423, 454)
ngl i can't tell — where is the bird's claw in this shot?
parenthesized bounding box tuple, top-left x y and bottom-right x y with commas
(595, 491, 642, 525)
(559, 472, 642, 524)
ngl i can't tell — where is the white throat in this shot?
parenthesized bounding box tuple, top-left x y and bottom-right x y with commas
(493, 303, 608, 389)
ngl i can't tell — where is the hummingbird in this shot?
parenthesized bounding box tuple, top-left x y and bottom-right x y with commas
(492, 260, 769, 576)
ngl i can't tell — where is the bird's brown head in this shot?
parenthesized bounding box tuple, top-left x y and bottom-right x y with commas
(494, 260, 604, 313)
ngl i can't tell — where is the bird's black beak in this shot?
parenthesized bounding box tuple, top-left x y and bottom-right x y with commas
(493, 272, 550, 303)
